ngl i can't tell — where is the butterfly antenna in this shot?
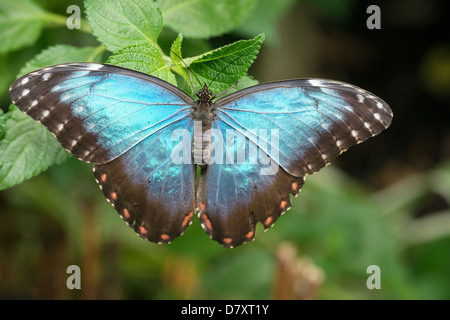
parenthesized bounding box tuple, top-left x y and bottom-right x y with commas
(207, 55, 245, 88)
(208, 55, 246, 99)
(171, 50, 201, 94)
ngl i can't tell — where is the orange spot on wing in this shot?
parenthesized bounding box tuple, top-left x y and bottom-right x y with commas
(111, 192, 117, 201)
(123, 208, 130, 219)
(280, 201, 287, 209)
(201, 214, 212, 230)
(264, 217, 273, 226)
(292, 182, 298, 191)
(161, 234, 170, 241)
(223, 238, 232, 244)
(139, 225, 147, 234)
(182, 211, 193, 228)
(245, 230, 254, 239)
(100, 173, 107, 182)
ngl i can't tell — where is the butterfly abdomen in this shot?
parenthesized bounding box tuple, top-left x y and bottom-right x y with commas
(193, 101, 214, 165)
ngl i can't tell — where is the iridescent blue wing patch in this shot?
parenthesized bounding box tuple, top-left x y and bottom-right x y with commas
(93, 117, 196, 243)
(196, 119, 305, 247)
(197, 79, 393, 247)
(9, 63, 194, 164)
(10, 63, 196, 243)
(214, 79, 393, 177)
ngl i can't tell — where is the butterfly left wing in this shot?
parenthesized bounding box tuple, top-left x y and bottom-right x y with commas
(197, 79, 393, 247)
(10, 63, 197, 243)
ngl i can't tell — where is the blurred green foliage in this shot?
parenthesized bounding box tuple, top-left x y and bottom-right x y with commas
(0, 0, 449, 300)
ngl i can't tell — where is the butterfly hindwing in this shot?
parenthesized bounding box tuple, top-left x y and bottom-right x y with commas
(196, 119, 305, 247)
(93, 117, 196, 243)
(9, 63, 194, 164)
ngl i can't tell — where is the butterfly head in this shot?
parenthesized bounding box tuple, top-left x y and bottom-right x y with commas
(197, 83, 212, 103)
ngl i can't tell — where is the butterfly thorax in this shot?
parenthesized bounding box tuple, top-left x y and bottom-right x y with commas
(192, 84, 215, 166)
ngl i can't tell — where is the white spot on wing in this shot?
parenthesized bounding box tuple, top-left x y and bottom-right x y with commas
(22, 89, 30, 97)
(357, 94, 365, 103)
(89, 64, 103, 71)
(308, 79, 323, 87)
(31, 100, 38, 107)
(42, 110, 49, 118)
(21, 77, 29, 85)
(42, 73, 51, 81)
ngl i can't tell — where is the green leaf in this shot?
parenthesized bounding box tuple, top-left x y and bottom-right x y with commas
(19, 44, 104, 75)
(0, 108, 6, 137)
(159, 0, 256, 39)
(231, 75, 259, 92)
(180, 34, 264, 95)
(0, 0, 47, 53)
(170, 33, 183, 63)
(0, 105, 70, 190)
(0, 45, 104, 190)
(86, 0, 163, 52)
(169, 34, 193, 90)
(107, 43, 176, 86)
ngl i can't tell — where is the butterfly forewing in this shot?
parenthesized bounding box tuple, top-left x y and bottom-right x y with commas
(214, 79, 393, 177)
(9, 63, 194, 164)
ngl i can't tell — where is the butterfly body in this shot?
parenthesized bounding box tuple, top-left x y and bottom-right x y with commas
(192, 84, 215, 166)
(10, 63, 393, 248)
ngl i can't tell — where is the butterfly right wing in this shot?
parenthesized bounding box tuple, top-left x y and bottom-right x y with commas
(197, 79, 393, 247)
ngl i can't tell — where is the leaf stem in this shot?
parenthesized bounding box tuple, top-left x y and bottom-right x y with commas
(42, 12, 92, 34)
(87, 45, 106, 62)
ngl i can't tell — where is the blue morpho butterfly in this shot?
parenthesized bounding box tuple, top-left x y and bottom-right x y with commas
(9, 60, 392, 248)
